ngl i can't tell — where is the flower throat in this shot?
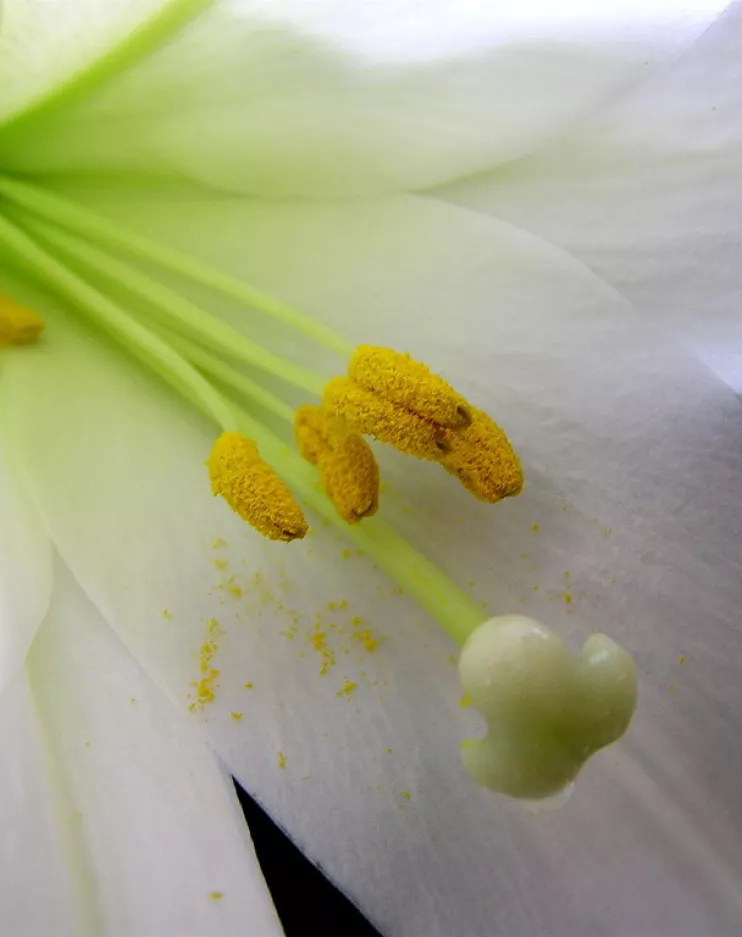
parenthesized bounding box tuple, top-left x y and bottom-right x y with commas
(0, 174, 637, 801)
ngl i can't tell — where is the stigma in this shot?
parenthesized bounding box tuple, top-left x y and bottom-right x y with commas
(207, 432, 307, 541)
(0, 293, 45, 347)
(459, 616, 637, 800)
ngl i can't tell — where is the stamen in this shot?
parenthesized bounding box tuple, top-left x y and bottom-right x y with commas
(0, 174, 352, 358)
(0, 293, 45, 347)
(295, 405, 379, 524)
(349, 346, 471, 429)
(439, 407, 524, 502)
(0, 214, 237, 433)
(17, 213, 325, 396)
(207, 432, 307, 542)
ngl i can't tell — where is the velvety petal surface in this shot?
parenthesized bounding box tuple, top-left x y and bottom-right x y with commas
(437, 0, 742, 390)
(24, 554, 283, 937)
(0, 1, 730, 195)
(1, 190, 741, 935)
(0, 672, 80, 935)
(0, 442, 53, 693)
(0, 0, 205, 126)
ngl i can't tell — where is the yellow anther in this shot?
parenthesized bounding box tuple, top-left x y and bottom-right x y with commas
(349, 346, 471, 429)
(324, 345, 524, 502)
(207, 432, 307, 541)
(295, 405, 379, 524)
(0, 293, 45, 347)
(324, 376, 446, 459)
(439, 407, 524, 503)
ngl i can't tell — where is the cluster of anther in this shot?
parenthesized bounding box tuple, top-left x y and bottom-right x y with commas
(324, 346, 524, 503)
(207, 345, 524, 540)
(0, 290, 521, 542)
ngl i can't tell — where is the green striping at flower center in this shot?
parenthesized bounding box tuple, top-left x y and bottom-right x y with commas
(0, 173, 637, 800)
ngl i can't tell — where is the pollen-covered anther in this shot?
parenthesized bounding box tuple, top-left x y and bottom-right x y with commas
(207, 432, 307, 541)
(323, 376, 447, 460)
(349, 345, 472, 429)
(324, 345, 524, 501)
(295, 405, 379, 524)
(324, 345, 471, 459)
(439, 407, 524, 502)
(0, 293, 45, 347)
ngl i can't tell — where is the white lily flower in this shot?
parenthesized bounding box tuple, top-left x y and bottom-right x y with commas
(1, 2, 741, 935)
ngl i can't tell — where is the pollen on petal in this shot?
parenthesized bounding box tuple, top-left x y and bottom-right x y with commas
(207, 432, 307, 541)
(439, 407, 524, 503)
(295, 405, 379, 523)
(0, 293, 45, 347)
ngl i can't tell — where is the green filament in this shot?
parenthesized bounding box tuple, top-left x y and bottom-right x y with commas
(15, 210, 326, 395)
(0, 214, 237, 432)
(164, 331, 296, 423)
(0, 174, 352, 356)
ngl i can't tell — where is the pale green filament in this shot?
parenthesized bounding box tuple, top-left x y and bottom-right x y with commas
(0, 214, 237, 432)
(163, 331, 296, 423)
(15, 211, 326, 395)
(0, 174, 352, 357)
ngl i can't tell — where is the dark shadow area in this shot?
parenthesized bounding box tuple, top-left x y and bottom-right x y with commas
(235, 781, 383, 937)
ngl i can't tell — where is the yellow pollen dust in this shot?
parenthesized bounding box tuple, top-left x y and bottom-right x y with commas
(337, 678, 358, 697)
(191, 669, 220, 711)
(353, 628, 379, 652)
(308, 625, 336, 676)
(0, 294, 45, 348)
(295, 405, 379, 523)
(207, 432, 307, 541)
(323, 346, 524, 503)
(189, 619, 222, 711)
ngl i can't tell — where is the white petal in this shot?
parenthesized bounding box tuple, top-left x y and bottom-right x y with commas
(0, 440, 53, 693)
(0, 0, 198, 126)
(0, 673, 81, 936)
(25, 556, 283, 937)
(0, 1, 728, 194)
(3, 189, 742, 935)
(437, 0, 742, 390)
